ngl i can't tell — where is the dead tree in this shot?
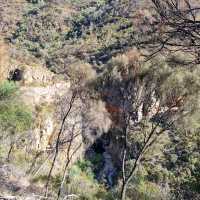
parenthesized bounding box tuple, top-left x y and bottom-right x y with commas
(120, 107, 181, 200)
(118, 78, 185, 200)
(56, 127, 82, 200)
(44, 91, 77, 197)
(138, 0, 200, 64)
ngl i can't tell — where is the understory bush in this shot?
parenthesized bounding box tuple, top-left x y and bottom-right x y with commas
(66, 159, 115, 200)
(0, 81, 32, 162)
(0, 81, 32, 133)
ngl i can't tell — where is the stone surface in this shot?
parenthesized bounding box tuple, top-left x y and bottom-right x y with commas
(22, 65, 55, 85)
(20, 82, 70, 106)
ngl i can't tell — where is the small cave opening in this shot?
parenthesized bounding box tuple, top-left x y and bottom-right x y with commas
(8, 69, 23, 82)
(91, 139, 105, 154)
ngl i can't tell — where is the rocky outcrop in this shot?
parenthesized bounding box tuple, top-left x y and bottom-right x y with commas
(21, 65, 56, 86)
(22, 86, 70, 152)
(16, 65, 71, 151)
(32, 114, 55, 151)
(20, 82, 70, 106)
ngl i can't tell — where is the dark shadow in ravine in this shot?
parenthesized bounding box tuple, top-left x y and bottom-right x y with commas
(85, 133, 118, 188)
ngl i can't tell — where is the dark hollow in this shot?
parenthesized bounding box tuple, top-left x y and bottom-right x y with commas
(92, 139, 105, 154)
(8, 69, 23, 81)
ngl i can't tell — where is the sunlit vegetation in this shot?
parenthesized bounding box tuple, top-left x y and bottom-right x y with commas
(0, 0, 200, 200)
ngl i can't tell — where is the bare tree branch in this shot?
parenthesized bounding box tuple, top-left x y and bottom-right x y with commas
(44, 91, 77, 197)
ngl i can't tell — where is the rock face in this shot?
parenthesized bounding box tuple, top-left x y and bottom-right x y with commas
(20, 82, 70, 106)
(16, 65, 71, 151)
(33, 115, 54, 151)
(20, 73, 111, 156)
(22, 65, 55, 86)
(0, 42, 113, 181)
(23, 89, 71, 152)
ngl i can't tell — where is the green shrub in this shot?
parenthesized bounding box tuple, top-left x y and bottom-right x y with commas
(183, 162, 200, 193)
(90, 153, 103, 165)
(66, 159, 115, 200)
(0, 103, 32, 132)
(71, 159, 94, 181)
(76, 160, 92, 172)
(32, 174, 62, 191)
(0, 81, 18, 101)
(0, 81, 32, 133)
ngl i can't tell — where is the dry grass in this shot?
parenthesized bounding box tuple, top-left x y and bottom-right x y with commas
(0, 0, 27, 36)
(0, 40, 10, 81)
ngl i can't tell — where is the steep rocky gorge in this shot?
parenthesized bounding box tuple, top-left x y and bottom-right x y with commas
(1, 1, 200, 199)
(0, 39, 157, 187)
(0, 38, 117, 191)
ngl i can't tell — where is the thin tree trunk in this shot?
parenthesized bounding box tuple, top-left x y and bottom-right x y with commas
(120, 156, 139, 200)
(120, 182, 127, 200)
(7, 142, 14, 162)
(26, 151, 43, 174)
(120, 123, 159, 200)
(44, 92, 76, 197)
(57, 142, 82, 200)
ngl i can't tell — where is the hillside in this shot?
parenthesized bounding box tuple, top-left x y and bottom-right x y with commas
(0, 1, 200, 200)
